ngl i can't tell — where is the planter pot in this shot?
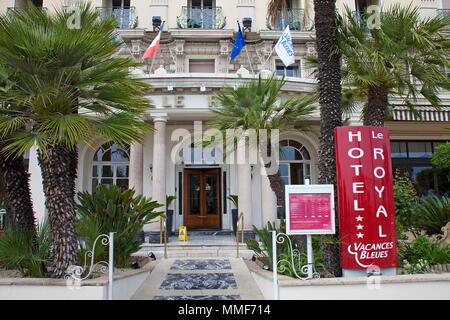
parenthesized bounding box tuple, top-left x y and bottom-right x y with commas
(166, 210, 174, 236)
(232, 209, 238, 234)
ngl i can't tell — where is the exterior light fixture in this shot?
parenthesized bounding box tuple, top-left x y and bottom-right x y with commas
(242, 17, 252, 32)
(152, 16, 162, 31)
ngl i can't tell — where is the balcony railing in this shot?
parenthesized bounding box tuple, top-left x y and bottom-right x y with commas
(266, 8, 313, 31)
(437, 8, 450, 17)
(177, 6, 226, 29)
(6, 6, 47, 16)
(95, 6, 137, 29)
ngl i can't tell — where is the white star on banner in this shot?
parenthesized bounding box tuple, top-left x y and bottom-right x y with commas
(356, 232, 364, 238)
(356, 216, 363, 221)
(356, 224, 364, 230)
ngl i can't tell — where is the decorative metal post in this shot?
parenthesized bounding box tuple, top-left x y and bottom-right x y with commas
(108, 232, 114, 300)
(271, 230, 320, 300)
(65, 232, 115, 300)
(272, 230, 278, 300)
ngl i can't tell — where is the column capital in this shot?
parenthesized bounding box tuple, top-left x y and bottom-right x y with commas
(150, 112, 168, 123)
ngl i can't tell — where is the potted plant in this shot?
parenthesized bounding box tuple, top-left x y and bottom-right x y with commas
(228, 195, 239, 234)
(166, 195, 176, 236)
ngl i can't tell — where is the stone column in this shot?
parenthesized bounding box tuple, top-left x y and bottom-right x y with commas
(146, 114, 167, 239)
(260, 169, 277, 228)
(236, 139, 253, 233)
(129, 142, 144, 195)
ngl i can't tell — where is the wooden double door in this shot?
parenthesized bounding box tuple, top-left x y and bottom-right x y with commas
(183, 168, 221, 229)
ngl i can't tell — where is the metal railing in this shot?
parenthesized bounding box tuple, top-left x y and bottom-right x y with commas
(95, 6, 137, 29)
(177, 6, 226, 29)
(159, 216, 168, 258)
(437, 8, 450, 17)
(236, 212, 244, 258)
(6, 6, 47, 16)
(266, 8, 313, 31)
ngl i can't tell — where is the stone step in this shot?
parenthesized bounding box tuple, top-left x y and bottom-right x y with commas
(134, 244, 254, 259)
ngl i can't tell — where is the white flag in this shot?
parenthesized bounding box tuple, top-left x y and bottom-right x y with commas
(275, 25, 295, 67)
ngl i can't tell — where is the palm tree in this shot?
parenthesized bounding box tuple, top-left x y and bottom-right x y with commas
(268, 0, 343, 276)
(267, 0, 290, 29)
(0, 146, 35, 233)
(0, 78, 35, 234)
(338, 5, 450, 127)
(310, 0, 344, 277)
(0, 4, 153, 278)
(208, 75, 316, 224)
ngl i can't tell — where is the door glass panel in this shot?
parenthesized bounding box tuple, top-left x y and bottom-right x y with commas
(188, 174, 201, 215)
(205, 173, 218, 215)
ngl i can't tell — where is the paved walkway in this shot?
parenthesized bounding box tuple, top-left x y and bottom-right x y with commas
(132, 257, 264, 300)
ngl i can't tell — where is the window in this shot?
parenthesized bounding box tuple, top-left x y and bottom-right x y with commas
(391, 140, 449, 196)
(275, 60, 301, 78)
(189, 59, 215, 73)
(187, 0, 215, 29)
(279, 139, 312, 185)
(92, 142, 130, 193)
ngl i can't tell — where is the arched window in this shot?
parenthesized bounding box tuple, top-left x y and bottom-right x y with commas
(279, 139, 312, 185)
(91, 142, 130, 193)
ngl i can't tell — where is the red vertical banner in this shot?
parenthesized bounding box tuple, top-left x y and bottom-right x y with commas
(335, 127, 397, 270)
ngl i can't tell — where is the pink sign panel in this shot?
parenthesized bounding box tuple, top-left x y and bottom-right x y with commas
(285, 185, 335, 235)
(289, 193, 332, 231)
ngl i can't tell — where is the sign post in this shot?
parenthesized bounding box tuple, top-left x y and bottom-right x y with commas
(334, 126, 398, 277)
(285, 180, 335, 278)
(271, 182, 335, 299)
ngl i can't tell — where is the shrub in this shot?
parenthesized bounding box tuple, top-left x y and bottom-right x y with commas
(393, 170, 419, 234)
(76, 185, 164, 267)
(0, 220, 52, 277)
(414, 195, 450, 236)
(246, 219, 324, 277)
(398, 235, 450, 272)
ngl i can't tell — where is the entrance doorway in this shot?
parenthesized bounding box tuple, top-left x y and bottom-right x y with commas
(183, 168, 221, 229)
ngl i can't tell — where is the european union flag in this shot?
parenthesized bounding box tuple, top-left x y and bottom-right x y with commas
(230, 22, 246, 60)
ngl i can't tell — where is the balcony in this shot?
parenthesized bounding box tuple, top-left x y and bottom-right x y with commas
(177, 6, 226, 29)
(437, 8, 450, 17)
(266, 9, 313, 31)
(95, 6, 137, 29)
(6, 6, 47, 16)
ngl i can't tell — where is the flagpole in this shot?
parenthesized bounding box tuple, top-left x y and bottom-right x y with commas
(262, 46, 275, 70)
(146, 21, 165, 73)
(240, 19, 254, 74)
(244, 46, 254, 74)
(149, 54, 157, 74)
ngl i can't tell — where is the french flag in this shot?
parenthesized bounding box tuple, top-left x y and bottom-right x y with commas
(142, 22, 165, 60)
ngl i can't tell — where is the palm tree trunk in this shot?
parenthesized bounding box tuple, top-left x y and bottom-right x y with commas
(263, 145, 308, 252)
(0, 149, 35, 233)
(314, 0, 342, 277)
(38, 144, 78, 278)
(364, 85, 388, 127)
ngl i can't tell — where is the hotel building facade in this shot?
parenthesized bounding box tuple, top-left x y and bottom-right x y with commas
(0, 0, 449, 240)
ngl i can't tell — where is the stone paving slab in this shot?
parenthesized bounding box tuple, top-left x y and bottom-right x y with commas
(131, 257, 264, 300)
